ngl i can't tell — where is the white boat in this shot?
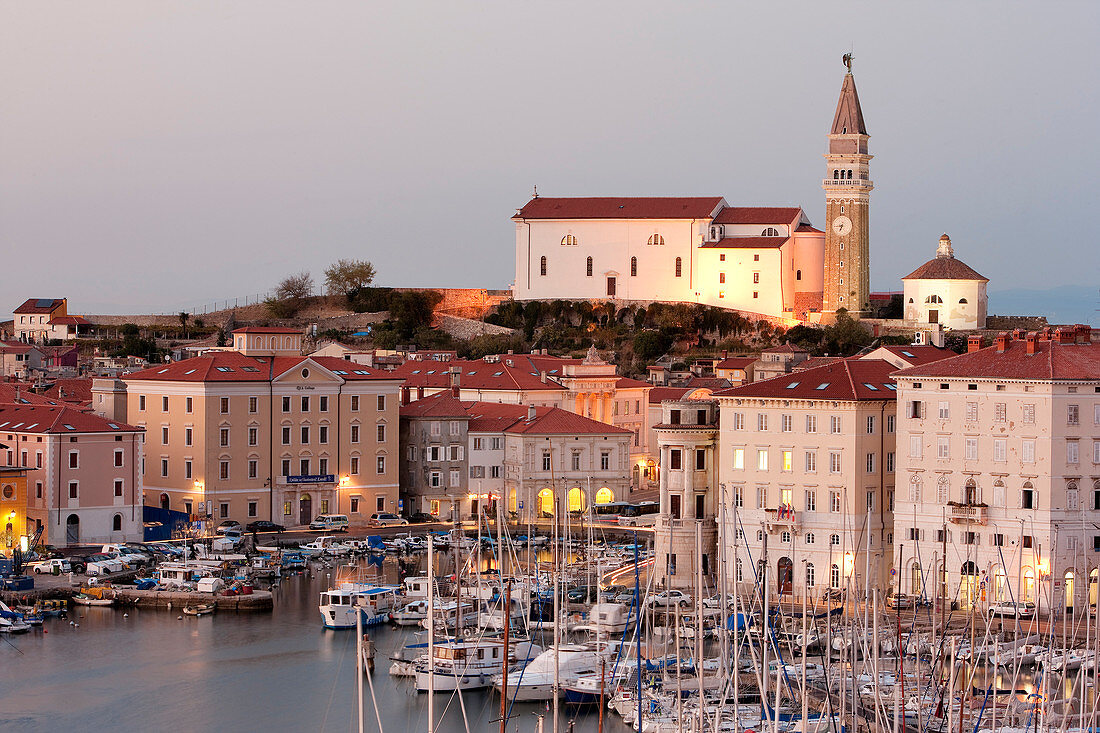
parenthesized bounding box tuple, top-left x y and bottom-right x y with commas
(499, 642, 617, 702)
(301, 535, 355, 555)
(416, 637, 541, 692)
(393, 599, 434, 626)
(318, 583, 398, 629)
(0, 606, 32, 633)
(72, 593, 114, 607)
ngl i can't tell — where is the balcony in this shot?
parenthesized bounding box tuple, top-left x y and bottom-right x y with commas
(948, 503, 988, 525)
(764, 505, 800, 534)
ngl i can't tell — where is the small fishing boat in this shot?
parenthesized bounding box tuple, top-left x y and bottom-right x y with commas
(319, 583, 398, 629)
(72, 593, 114, 607)
(183, 603, 216, 616)
(0, 615, 31, 633)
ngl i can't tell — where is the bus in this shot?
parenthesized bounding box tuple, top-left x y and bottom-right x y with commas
(618, 501, 659, 527)
(592, 501, 632, 523)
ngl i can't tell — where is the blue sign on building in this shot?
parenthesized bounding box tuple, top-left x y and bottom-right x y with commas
(287, 474, 335, 484)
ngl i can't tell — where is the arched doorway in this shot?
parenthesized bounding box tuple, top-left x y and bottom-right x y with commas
(1023, 568, 1036, 603)
(1090, 569, 1098, 610)
(537, 488, 554, 517)
(911, 562, 923, 597)
(594, 487, 614, 505)
(777, 557, 793, 595)
(567, 487, 586, 513)
(160, 493, 170, 510)
(960, 561, 979, 608)
(299, 493, 312, 526)
(65, 514, 80, 545)
(112, 514, 123, 532)
(1064, 571, 1075, 613)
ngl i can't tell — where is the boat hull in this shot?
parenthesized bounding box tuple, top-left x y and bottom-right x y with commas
(319, 606, 391, 629)
(416, 669, 492, 691)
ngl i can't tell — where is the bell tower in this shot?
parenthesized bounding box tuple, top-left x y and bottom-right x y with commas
(822, 55, 872, 318)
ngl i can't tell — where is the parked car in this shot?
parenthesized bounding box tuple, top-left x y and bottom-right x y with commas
(245, 521, 285, 533)
(309, 514, 350, 531)
(566, 586, 598, 603)
(65, 556, 88, 573)
(102, 544, 152, 567)
(29, 558, 71, 574)
(612, 590, 638, 605)
(215, 520, 242, 535)
(989, 601, 1035, 618)
(646, 590, 692, 607)
(407, 512, 436, 524)
(367, 512, 408, 527)
(886, 594, 914, 609)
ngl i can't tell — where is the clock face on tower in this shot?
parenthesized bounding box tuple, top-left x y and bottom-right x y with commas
(831, 215, 853, 236)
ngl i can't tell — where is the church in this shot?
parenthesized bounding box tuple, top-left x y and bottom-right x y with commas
(512, 63, 873, 324)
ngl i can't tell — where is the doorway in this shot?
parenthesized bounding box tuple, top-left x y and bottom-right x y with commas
(670, 494, 681, 519)
(160, 493, 170, 510)
(606, 277, 616, 297)
(65, 514, 80, 545)
(299, 493, 312, 525)
(928, 309, 939, 324)
(777, 557, 793, 596)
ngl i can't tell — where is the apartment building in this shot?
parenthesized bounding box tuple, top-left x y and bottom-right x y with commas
(107, 328, 402, 527)
(652, 398, 719, 590)
(715, 359, 899, 600)
(893, 327, 1100, 614)
(0, 404, 144, 545)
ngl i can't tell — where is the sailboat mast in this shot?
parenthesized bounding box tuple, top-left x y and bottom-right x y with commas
(696, 521, 705, 732)
(427, 535, 435, 733)
(499, 580, 511, 733)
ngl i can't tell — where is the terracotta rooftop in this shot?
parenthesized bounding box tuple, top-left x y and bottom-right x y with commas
(893, 338, 1100, 381)
(514, 197, 725, 220)
(794, 356, 845, 371)
(390, 359, 564, 392)
(699, 236, 789, 250)
(763, 343, 810, 354)
(503, 405, 632, 436)
(648, 386, 692, 404)
(400, 396, 632, 436)
(231, 326, 302, 334)
(715, 359, 899, 401)
(903, 257, 988, 281)
(0, 404, 139, 433)
(124, 352, 395, 383)
(0, 341, 40, 354)
(712, 207, 801, 225)
(48, 315, 91, 326)
(615, 376, 650, 389)
(795, 223, 823, 233)
(715, 357, 755, 370)
(0, 383, 63, 407)
(13, 298, 65, 314)
(868, 345, 957, 367)
(43, 378, 93, 405)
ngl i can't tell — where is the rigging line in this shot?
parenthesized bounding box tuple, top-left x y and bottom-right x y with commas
(318, 619, 354, 733)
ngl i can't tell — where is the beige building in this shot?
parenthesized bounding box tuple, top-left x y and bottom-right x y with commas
(893, 327, 1099, 614)
(902, 234, 989, 330)
(103, 327, 403, 527)
(715, 359, 898, 601)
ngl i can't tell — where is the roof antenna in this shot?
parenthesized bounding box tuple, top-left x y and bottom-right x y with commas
(532, 185, 539, 199)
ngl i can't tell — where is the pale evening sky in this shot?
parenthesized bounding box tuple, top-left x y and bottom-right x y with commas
(1, 2, 1097, 315)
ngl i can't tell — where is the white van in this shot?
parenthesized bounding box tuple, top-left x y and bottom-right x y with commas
(309, 514, 350, 532)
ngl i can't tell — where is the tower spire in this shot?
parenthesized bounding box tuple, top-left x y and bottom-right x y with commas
(830, 70, 868, 136)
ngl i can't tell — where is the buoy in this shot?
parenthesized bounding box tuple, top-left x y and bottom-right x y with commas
(74, 623, 79, 627)
(43, 629, 47, 634)
(69, 621, 74, 626)
(177, 615, 183, 620)
(123, 613, 129, 618)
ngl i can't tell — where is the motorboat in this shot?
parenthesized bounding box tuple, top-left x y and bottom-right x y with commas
(72, 593, 114, 607)
(319, 583, 398, 629)
(498, 642, 617, 702)
(393, 599, 431, 626)
(0, 615, 31, 633)
(301, 536, 355, 556)
(415, 636, 541, 692)
(183, 603, 216, 616)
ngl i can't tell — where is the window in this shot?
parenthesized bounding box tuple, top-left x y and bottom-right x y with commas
(490, 465, 501, 479)
(830, 491, 842, 513)
(756, 488, 766, 509)
(377, 395, 386, 411)
(249, 396, 258, 413)
(752, 272, 760, 284)
(909, 435, 923, 458)
(1067, 485, 1079, 510)
(561, 234, 578, 246)
(1067, 440, 1079, 465)
(963, 437, 978, 460)
(757, 450, 768, 471)
(806, 415, 817, 433)
(542, 451, 551, 471)
(732, 448, 744, 470)
(831, 564, 840, 589)
(674, 257, 682, 277)
(429, 470, 441, 488)
(908, 400, 923, 419)
(299, 459, 310, 476)
(585, 257, 593, 277)
(937, 437, 949, 459)
(350, 425, 360, 443)
(993, 438, 1006, 462)
(1022, 484, 1035, 509)
(937, 402, 949, 420)
(782, 450, 792, 471)
(886, 452, 895, 472)
(866, 491, 874, 511)
(160, 459, 169, 477)
(282, 396, 291, 413)
(281, 459, 291, 476)
(866, 416, 875, 434)
(218, 397, 229, 414)
(630, 257, 637, 277)
(693, 449, 705, 471)
(184, 460, 192, 479)
(68, 450, 79, 469)
(829, 451, 842, 474)
(866, 453, 875, 473)
(377, 424, 386, 442)
(449, 468, 459, 486)
(350, 395, 360, 411)
(830, 416, 841, 434)
(216, 427, 228, 448)
(781, 414, 792, 432)
(161, 426, 169, 445)
(733, 413, 745, 430)
(113, 449, 123, 468)
(281, 426, 291, 445)
(350, 456, 360, 475)
(540, 256, 547, 276)
(648, 233, 665, 246)
(162, 396, 169, 412)
(805, 451, 817, 472)
(114, 479, 123, 498)
(994, 403, 1006, 422)
(248, 459, 258, 479)
(248, 427, 258, 447)
(1021, 439, 1035, 463)
(670, 450, 682, 470)
(757, 413, 768, 431)
(138, 395, 146, 411)
(964, 402, 978, 422)
(1068, 404, 1080, 426)
(805, 490, 817, 512)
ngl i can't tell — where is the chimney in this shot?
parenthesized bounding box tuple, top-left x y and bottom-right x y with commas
(967, 335, 983, 353)
(1039, 327, 1053, 341)
(449, 366, 461, 396)
(994, 333, 1010, 353)
(1055, 327, 1075, 344)
(1074, 324, 1092, 344)
(539, 371, 548, 383)
(721, 350, 728, 359)
(1025, 332, 1039, 355)
(527, 404, 536, 422)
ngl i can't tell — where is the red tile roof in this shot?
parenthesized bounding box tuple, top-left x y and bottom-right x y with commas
(0, 383, 63, 407)
(795, 223, 823, 233)
(763, 343, 809, 354)
(232, 327, 302, 334)
(400, 396, 632, 436)
(682, 377, 732, 390)
(902, 257, 988, 281)
(615, 376, 650, 389)
(715, 357, 755, 370)
(0, 404, 139, 433)
(648, 386, 692, 404)
(48, 315, 90, 326)
(871, 345, 956, 367)
(400, 392, 468, 418)
(43, 378, 93, 404)
(514, 197, 724, 220)
(712, 207, 801, 225)
(124, 352, 394, 383)
(0, 341, 40, 354)
(700, 236, 789, 249)
(892, 339, 1100, 381)
(390, 359, 564, 392)
(503, 405, 632, 436)
(795, 356, 845, 371)
(715, 359, 899, 401)
(13, 298, 65, 314)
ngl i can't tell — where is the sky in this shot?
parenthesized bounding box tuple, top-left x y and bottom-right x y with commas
(1, 2, 1097, 316)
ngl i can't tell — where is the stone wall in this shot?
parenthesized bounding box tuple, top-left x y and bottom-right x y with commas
(436, 315, 518, 340)
(394, 288, 512, 319)
(986, 315, 1049, 331)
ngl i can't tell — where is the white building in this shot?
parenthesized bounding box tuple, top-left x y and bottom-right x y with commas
(893, 326, 1099, 614)
(902, 234, 988, 330)
(512, 199, 825, 321)
(714, 359, 899, 601)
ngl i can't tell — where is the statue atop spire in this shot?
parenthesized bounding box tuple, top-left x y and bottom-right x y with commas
(842, 52, 853, 73)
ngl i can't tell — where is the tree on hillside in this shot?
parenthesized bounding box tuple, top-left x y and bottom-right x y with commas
(265, 271, 314, 317)
(633, 330, 672, 363)
(178, 311, 190, 338)
(324, 259, 376, 296)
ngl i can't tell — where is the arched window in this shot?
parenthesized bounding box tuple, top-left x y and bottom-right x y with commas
(674, 257, 682, 277)
(959, 298, 968, 304)
(567, 487, 586, 513)
(833, 170, 839, 180)
(112, 514, 122, 532)
(1023, 568, 1036, 602)
(795, 269, 802, 281)
(762, 227, 780, 237)
(537, 488, 554, 516)
(964, 478, 977, 505)
(540, 256, 547, 276)
(830, 564, 840, 589)
(908, 298, 914, 303)
(924, 295, 943, 304)
(846, 169, 853, 179)
(630, 257, 637, 277)
(937, 475, 949, 504)
(735, 557, 743, 582)
(647, 233, 664, 246)
(594, 487, 614, 505)
(586, 257, 593, 277)
(805, 562, 815, 587)
(909, 475, 922, 503)
(561, 234, 578, 246)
